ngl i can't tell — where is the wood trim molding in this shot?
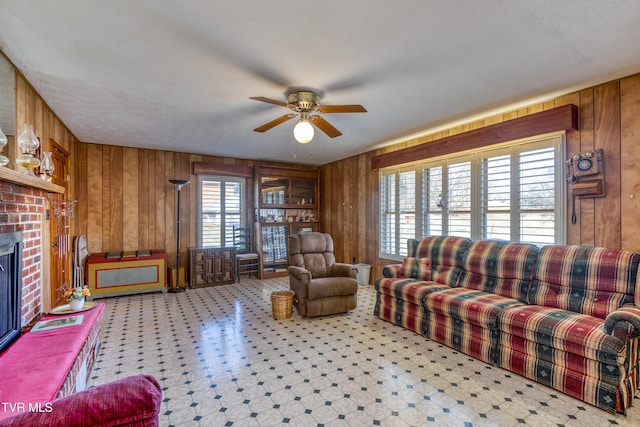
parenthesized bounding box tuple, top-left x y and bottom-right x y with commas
(0, 167, 65, 193)
(371, 104, 579, 170)
(192, 162, 253, 177)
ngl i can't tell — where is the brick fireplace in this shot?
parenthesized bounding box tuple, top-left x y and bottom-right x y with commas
(0, 180, 47, 326)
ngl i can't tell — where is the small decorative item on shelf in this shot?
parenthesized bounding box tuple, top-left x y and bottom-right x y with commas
(0, 126, 9, 167)
(15, 124, 41, 175)
(62, 285, 91, 311)
(40, 151, 54, 181)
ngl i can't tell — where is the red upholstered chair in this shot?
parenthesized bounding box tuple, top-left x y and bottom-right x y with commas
(0, 375, 162, 427)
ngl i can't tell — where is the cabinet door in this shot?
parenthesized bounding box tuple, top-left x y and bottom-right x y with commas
(290, 178, 316, 205)
(191, 250, 207, 287)
(221, 247, 236, 282)
(260, 177, 289, 205)
(260, 225, 289, 276)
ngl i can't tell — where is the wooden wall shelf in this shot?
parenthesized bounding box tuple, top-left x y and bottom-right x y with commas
(0, 167, 65, 193)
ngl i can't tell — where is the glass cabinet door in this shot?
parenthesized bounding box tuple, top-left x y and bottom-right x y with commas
(260, 225, 289, 275)
(290, 179, 316, 206)
(261, 177, 289, 205)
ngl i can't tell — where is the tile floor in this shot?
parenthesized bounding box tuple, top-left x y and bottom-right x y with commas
(89, 278, 640, 426)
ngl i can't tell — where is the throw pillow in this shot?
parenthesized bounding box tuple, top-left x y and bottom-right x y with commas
(401, 257, 432, 281)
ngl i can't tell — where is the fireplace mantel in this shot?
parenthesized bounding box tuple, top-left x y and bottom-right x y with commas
(0, 167, 65, 193)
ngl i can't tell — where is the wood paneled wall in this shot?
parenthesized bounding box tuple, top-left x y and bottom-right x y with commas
(13, 64, 640, 289)
(75, 147, 247, 271)
(13, 72, 80, 308)
(73, 145, 313, 273)
(320, 73, 640, 280)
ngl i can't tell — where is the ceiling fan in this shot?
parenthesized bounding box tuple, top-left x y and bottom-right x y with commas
(250, 90, 366, 144)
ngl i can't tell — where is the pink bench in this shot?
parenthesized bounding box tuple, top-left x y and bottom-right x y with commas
(0, 303, 104, 420)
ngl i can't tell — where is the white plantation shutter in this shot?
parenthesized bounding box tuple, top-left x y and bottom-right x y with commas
(447, 161, 472, 238)
(482, 154, 511, 240)
(519, 146, 557, 246)
(199, 176, 246, 247)
(422, 166, 443, 236)
(201, 180, 222, 246)
(224, 181, 242, 246)
(398, 171, 416, 256)
(379, 172, 396, 256)
(380, 170, 418, 257)
(379, 134, 564, 258)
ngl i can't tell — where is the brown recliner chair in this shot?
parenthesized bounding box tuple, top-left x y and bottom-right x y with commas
(288, 232, 358, 318)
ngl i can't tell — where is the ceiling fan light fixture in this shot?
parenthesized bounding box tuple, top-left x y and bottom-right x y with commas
(293, 115, 314, 144)
(251, 90, 365, 141)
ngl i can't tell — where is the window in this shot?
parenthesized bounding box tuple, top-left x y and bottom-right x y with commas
(198, 175, 246, 246)
(379, 134, 565, 258)
(379, 172, 396, 255)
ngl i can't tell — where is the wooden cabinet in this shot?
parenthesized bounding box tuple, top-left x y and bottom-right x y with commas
(188, 246, 236, 287)
(86, 251, 167, 299)
(255, 166, 320, 278)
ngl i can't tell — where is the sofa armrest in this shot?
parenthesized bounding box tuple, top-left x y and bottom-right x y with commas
(382, 264, 403, 278)
(330, 263, 357, 279)
(604, 306, 640, 336)
(0, 374, 162, 427)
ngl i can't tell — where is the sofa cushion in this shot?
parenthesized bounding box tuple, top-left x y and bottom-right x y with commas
(375, 292, 427, 335)
(376, 277, 449, 305)
(424, 287, 523, 330)
(307, 277, 358, 300)
(528, 245, 640, 319)
(0, 374, 162, 427)
(409, 236, 471, 286)
(494, 338, 633, 412)
(457, 240, 538, 302)
(497, 304, 629, 364)
(401, 257, 432, 280)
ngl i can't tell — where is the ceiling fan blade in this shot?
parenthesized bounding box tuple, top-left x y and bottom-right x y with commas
(253, 114, 295, 132)
(250, 96, 292, 108)
(310, 115, 342, 138)
(317, 104, 367, 113)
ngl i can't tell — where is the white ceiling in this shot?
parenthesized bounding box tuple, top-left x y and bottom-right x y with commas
(1, 1, 639, 166)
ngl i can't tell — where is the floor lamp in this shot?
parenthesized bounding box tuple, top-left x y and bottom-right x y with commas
(169, 179, 190, 293)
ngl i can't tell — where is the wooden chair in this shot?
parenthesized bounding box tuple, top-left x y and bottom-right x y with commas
(233, 225, 261, 282)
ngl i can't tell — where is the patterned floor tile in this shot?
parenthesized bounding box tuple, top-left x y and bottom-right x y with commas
(89, 277, 639, 426)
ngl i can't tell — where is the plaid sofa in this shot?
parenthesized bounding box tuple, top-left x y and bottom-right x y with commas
(374, 236, 470, 334)
(374, 237, 640, 414)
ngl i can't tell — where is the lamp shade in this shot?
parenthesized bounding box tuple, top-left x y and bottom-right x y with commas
(293, 119, 314, 144)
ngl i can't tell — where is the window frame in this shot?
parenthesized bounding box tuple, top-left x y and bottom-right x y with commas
(197, 174, 247, 247)
(378, 133, 566, 260)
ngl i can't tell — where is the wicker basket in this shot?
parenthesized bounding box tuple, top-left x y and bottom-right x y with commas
(271, 290, 295, 320)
